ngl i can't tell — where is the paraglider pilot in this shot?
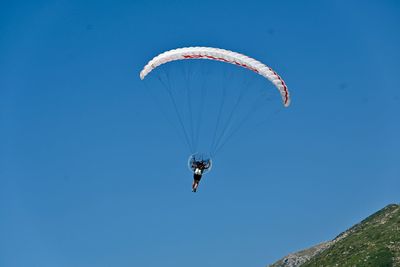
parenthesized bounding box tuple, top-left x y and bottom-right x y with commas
(191, 159, 210, 192)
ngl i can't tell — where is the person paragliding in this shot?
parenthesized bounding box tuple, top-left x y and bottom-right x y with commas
(191, 158, 211, 192)
(139, 46, 291, 193)
(188, 153, 211, 192)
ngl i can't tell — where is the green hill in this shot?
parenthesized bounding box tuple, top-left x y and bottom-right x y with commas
(269, 204, 400, 267)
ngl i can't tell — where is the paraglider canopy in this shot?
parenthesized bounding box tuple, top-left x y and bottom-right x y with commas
(140, 46, 290, 107)
(140, 46, 291, 158)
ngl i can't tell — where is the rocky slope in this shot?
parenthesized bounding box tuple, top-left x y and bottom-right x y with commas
(268, 204, 400, 267)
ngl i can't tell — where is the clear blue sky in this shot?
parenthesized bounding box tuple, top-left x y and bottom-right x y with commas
(1, 1, 399, 266)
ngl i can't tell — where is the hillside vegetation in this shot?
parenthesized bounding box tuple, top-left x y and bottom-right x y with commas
(269, 204, 400, 267)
